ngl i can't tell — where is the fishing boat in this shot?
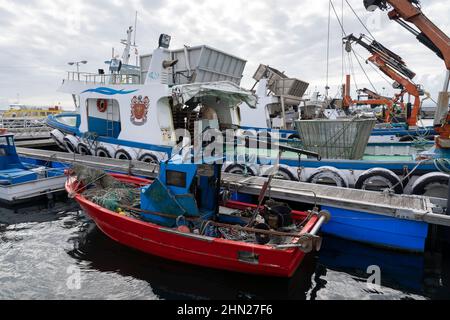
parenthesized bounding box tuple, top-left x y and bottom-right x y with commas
(0, 130, 66, 205)
(65, 159, 327, 277)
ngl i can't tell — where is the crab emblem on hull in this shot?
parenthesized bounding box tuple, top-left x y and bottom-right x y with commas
(131, 96, 149, 126)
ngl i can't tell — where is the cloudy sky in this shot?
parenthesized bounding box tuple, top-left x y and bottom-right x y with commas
(0, 0, 448, 109)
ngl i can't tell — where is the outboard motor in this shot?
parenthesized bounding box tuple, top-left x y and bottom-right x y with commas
(263, 200, 295, 231)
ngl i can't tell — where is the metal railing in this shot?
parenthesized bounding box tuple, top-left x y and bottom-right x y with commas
(66, 72, 141, 85)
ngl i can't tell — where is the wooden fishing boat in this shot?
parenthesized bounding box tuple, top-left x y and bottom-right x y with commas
(66, 162, 328, 277)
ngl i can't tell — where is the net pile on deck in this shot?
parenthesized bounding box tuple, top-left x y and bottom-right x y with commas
(73, 165, 141, 212)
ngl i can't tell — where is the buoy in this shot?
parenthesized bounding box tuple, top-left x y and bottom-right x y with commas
(97, 99, 108, 113)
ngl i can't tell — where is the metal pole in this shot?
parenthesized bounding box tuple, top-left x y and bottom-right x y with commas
(309, 215, 327, 236)
(281, 95, 287, 130)
(446, 176, 450, 215)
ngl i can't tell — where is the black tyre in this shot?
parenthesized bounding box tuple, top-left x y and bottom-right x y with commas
(63, 138, 77, 154)
(138, 153, 159, 164)
(77, 143, 92, 156)
(224, 164, 257, 176)
(95, 147, 112, 158)
(355, 168, 403, 194)
(412, 173, 449, 198)
(115, 149, 132, 160)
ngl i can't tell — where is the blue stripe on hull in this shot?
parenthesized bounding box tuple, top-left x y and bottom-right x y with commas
(321, 206, 429, 252)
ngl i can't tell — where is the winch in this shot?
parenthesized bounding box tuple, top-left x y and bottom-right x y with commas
(263, 199, 295, 231)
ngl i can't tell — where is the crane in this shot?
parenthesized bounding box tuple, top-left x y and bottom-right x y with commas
(343, 33, 424, 127)
(342, 74, 394, 117)
(363, 0, 450, 150)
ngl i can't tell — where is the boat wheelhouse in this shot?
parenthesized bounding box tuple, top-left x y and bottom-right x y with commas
(49, 33, 255, 163)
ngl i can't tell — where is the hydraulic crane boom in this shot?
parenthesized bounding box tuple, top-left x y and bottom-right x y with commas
(344, 34, 423, 126)
(364, 0, 450, 150)
(363, 0, 450, 69)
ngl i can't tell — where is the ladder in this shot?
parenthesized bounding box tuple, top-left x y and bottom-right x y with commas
(106, 100, 114, 137)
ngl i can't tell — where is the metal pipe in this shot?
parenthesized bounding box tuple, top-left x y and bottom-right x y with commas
(280, 95, 287, 130)
(447, 176, 450, 216)
(309, 215, 327, 236)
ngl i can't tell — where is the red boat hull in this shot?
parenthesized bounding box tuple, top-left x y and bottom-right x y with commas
(67, 174, 319, 278)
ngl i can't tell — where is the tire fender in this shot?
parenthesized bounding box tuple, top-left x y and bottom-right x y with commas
(77, 143, 92, 155)
(355, 168, 403, 194)
(115, 148, 138, 160)
(307, 166, 349, 188)
(411, 172, 449, 197)
(63, 135, 79, 154)
(224, 164, 258, 176)
(138, 152, 160, 164)
(262, 165, 298, 181)
(50, 129, 67, 151)
(95, 145, 114, 158)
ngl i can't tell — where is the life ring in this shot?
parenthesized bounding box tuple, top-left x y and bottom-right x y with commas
(355, 168, 403, 194)
(411, 172, 449, 198)
(97, 99, 108, 113)
(307, 166, 349, 188)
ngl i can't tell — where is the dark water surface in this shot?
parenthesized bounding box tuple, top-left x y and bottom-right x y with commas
(1, 200, 450, 300)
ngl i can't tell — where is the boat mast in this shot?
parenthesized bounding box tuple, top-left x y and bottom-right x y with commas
(121, 26, 133, 65)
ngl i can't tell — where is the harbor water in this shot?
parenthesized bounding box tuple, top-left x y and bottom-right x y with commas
(1, 199, 449, 300)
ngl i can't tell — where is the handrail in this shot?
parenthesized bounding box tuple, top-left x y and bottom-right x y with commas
(66, 71, 141, 85)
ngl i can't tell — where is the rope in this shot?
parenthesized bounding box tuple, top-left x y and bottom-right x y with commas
(326, 0, 331, 97)
(388, 159, 429, 192)
(344, 0, 376, 39)
(351, 49, 379, 93)
(434, 158, 450, 174)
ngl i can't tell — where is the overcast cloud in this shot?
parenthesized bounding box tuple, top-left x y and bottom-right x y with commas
(0, 0, 448, 109)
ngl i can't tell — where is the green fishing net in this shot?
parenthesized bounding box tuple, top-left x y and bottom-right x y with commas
(73, 165, 141, 212)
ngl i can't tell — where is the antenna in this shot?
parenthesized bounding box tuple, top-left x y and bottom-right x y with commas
(133, 11, 138, 46)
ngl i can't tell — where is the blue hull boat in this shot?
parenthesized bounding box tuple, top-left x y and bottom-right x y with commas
(320, 207, 429, 252)
(0, 132, 66, 205)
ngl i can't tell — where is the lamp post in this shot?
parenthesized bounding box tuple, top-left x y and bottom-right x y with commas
(68, 60, 88, 80)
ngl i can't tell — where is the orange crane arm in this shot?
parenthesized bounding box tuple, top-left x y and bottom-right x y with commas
(364, 0, 450, 148)
(369, 54, 422, 126)
(364, 0, 450, 70)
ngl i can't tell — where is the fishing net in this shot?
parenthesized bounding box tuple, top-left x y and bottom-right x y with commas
(90, 188, 140, 212)
(73, 165, 141, 212)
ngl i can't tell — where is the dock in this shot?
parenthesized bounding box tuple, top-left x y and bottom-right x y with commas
(16, 147, 450, 227)
(15, 139, 56, 148)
